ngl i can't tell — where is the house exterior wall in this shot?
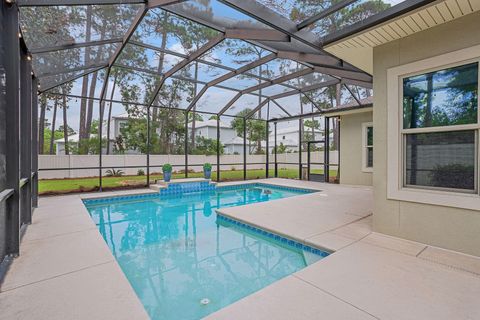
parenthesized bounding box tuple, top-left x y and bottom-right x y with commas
(277, 130, 322, 145)
(193, 126, 236, 144)
(373, 12, 480, 256)
(224, 144, 243, 155)
(114, 118, 126, 138)
(55, 142, 65, 155)
(339, 111, 373, 186)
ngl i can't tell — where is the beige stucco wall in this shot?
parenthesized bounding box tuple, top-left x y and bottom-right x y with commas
(339, 111, 373, 186)
(373, 12, 480, 256)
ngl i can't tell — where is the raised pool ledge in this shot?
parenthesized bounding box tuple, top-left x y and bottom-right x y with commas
(150, 178, 215, 191)
(217, 215, 330, 257)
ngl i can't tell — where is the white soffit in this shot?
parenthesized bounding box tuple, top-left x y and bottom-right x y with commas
(324, 0, 480, 74)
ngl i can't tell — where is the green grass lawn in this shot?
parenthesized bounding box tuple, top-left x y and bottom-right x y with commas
(39, 168, 338, 194)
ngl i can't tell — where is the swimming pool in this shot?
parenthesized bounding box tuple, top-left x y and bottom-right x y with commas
(84, 183, 328, 320)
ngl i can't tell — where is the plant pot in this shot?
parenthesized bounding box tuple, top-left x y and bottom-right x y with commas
(204, 169, 211, 179)
(163, 171, 172, 182)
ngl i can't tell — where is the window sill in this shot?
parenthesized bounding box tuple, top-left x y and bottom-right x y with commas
(362, 167, 373, 173)
(387, 187, 480, 211)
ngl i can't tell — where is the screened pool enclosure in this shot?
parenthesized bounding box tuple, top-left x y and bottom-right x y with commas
(1, 0, 433, 268)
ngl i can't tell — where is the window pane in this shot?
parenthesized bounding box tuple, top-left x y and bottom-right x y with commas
(405, 131, 476, 190)
(367, 126, 373, 146)
(403, 63, 478, 129)
(367, 147, 373, 168)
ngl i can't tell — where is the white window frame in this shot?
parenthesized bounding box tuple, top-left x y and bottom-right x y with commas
(362, 122, 373, 172)
(387, 45, 480, 211)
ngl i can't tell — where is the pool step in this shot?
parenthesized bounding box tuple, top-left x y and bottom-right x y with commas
(150, 178, 216, 193)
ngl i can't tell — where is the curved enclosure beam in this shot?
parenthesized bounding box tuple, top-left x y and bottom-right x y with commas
(225, 29, 290, 42)
(216, 67, 314, 116)
(246, 98, 270, 119)
(217, 92, 243, 116)
(296, 0, 358, 31)
(270, 99, 291, 117)
(17, 0, 145, 5)
(97, 4, 149, 103)
(185, 53, 277, 113)
(147, 34, 225, 107)
(269, 79, 340, 100)
(163, 0, 368, 77)
(39, 66, 106, 93)
(244, 78, 342, 120)
(30, 38, 123, 55)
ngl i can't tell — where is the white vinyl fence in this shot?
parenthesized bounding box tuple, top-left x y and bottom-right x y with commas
(38, 152, 338, 179)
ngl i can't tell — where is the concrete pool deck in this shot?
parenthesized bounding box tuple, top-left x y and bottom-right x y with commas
(1, 179, 479, 319)
(210, 179, 480, 320)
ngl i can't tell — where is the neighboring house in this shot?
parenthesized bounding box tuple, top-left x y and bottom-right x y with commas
(111, 116, 244, 154)
(265, 137, 298, 153)
(54, 133, 113, 155)
(324, 5, 480, 257)
(188, 119, 237, 145)
(112, 113, 128, 140)
(271, 126, 324, 153)
(54, 134, 81, 155)
(223, 136, 245, 155)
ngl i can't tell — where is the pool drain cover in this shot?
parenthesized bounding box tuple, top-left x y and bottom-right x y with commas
(200, 298, 210, 305)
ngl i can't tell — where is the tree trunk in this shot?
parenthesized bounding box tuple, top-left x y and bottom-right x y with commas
(106, 75, 117, 154)
(39, 96, 46, 154)
(85, 70, 98, 138)
(79, 5, 93, 147)
(152, 13, 169, 153)
(49, 99, 58, 155)
(62, 90, 69, 155)
(85, 24, 106, 139)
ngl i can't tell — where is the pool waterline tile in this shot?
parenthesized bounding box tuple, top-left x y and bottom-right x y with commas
(82, 182, 319, 206)
(216, 215, 330, 257)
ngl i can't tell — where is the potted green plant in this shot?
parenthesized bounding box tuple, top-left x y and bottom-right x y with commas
(162, 164, 173, 182)
(203, 163, 212, 179)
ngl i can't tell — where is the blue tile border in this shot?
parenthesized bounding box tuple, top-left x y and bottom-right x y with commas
(82, 192, 158, 205)
(216, 214, 329, 257)
(217, 183, 317, 194)
(83, 181, 319, 206)
(159, 181, 215, 196)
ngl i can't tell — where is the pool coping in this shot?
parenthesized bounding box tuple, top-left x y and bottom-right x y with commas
(0, 179, 361, 319)
(217, 215, 330, 257)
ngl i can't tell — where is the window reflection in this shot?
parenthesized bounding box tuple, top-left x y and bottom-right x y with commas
(403, 63, 478, 129)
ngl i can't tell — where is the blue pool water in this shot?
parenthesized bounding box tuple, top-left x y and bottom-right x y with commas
(84, 183, 328, 320)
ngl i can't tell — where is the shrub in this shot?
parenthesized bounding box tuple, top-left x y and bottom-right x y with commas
(105, 168, 124, 177)
(137, 169, 145, 176)
(162, 163, 173, 173)
(203, 163, 212, 171)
